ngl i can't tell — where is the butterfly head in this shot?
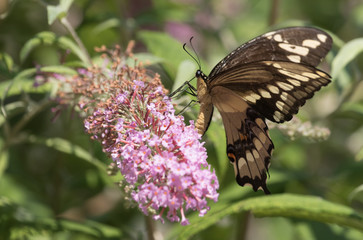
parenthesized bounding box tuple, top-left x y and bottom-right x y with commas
(196, 70, 208, 83)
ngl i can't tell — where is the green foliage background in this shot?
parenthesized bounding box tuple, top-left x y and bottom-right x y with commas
(1, 0, 363, 239)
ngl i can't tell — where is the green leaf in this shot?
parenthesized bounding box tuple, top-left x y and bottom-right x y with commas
(0, 52, 14, 72)
(0, 197, 122, 238)
(47, 0, 74, 25)
(332, 38, 363, 79)
(39, 218, 122, 238)
(167, 194, 363, 240)
(26, 135, 107, 173)
(126, 53, 164, 67)
(57, 35, 90, 65)
(0, 65, 76, 98)
(138, 31, 186, 78)
(172, 59, 196, 92)
(20, 31, 88, 64)
(206, 121, 229, 179)
(348, 184, 363, 208)
(40, 65, 78, 75)
(340, 102, 363, 117)
(356, 146, 363, 161)
(92, 18, 121, 35)
(0, 78, 51, 98)
(20, 32, 56, 63)
(0, 139, 8, 179)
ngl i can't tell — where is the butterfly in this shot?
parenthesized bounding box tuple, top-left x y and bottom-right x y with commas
(193, 27, 332, 194)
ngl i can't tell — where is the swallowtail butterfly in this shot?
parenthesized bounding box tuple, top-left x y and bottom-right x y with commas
(194, 27, 332, 194)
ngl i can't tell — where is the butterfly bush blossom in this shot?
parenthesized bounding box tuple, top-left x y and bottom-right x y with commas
(57, 44, 219, 225)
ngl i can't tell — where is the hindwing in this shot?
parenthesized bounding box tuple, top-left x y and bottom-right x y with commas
(211, 86, 273, 194)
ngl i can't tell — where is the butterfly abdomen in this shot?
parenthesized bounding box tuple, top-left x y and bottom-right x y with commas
(195, 73, 214, 136)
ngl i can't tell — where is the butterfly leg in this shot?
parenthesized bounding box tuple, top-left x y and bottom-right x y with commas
(185, 84, 197, 96)
(168, 79, 197, 98)
(176, 100, 198, 115)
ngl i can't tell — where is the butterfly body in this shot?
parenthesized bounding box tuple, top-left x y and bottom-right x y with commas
(195, 70, 214, 136)
(194, 27, 332, 194)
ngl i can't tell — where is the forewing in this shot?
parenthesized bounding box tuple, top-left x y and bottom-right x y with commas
(211, 86, 273, 194)
(209, 60, 331, 123)
(209, 27, 332, 77)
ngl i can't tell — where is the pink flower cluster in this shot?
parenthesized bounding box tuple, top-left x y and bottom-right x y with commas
(72, 47, 219, 225)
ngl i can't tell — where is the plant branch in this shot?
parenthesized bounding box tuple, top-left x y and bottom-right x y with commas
(268, 0, 280, 26)
(60, 17, 92, 65)
(5, 99, 53, 149)
(168, 194, 363, 240)
(235, 211, 250, 240)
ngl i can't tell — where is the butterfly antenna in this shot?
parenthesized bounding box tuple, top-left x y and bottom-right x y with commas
(189, 37, 201, 70)
(183, 38, 201, 70)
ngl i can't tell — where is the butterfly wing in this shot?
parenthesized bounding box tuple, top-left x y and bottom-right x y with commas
(210, 86, 273, 194)
(209, 27, 332, 77)
(208, 27, 332, 123)
(195, 27, 332, 193)
(209, 60, 331, 123)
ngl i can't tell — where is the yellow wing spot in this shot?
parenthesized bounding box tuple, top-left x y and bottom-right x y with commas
(278, 43, 309, 56)
(246, 151, 254, 162)
(293, 90, 308, 99)
(317, 70, 329, 78)
(287, 55, 301, 63)
(281, 91, 288, 101)
(272, 63, 282, 69)
(318, 78, 330, 85)
(232, 162, 238, 176)
(252, 149, 260, 159)
(276, 100, 286, 111)
(302, 39, 321, 48)
(287, 78, 301, 86)
(238, 157, 249, 176)
(264, 31, 276, 39)
(311, 80, 323, 87)
(245, 95, 257, 103)
(302, 72, 320, 79)
(305, 85, 315, 92)
(267, 84, 279, 94)
(280, 92, 294, 106)
(273, 111, 283, 121)
(259, 89, 272, 98)
(244, 91, 261, 103)
(255, 118, 266, 128)
(317, 34, 327, 43)
(258, 130, 268, 144)
(278, 69, 310, 82)
(277, 81, 294, 91)
(254, 138, 263, 151)
(273, 34, 283, 42)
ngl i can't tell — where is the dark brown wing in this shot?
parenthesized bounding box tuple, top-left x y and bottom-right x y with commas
(209, 27, 332, 77)
(209, 60, 331, 123)
(211, 86, 273, 194)
(194, 27, 332, 194)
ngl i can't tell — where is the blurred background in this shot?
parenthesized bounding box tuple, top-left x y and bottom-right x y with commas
(1, 0, 363, 239)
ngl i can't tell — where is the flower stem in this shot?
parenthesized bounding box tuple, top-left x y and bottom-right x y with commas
(145, 215, 156, 240)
